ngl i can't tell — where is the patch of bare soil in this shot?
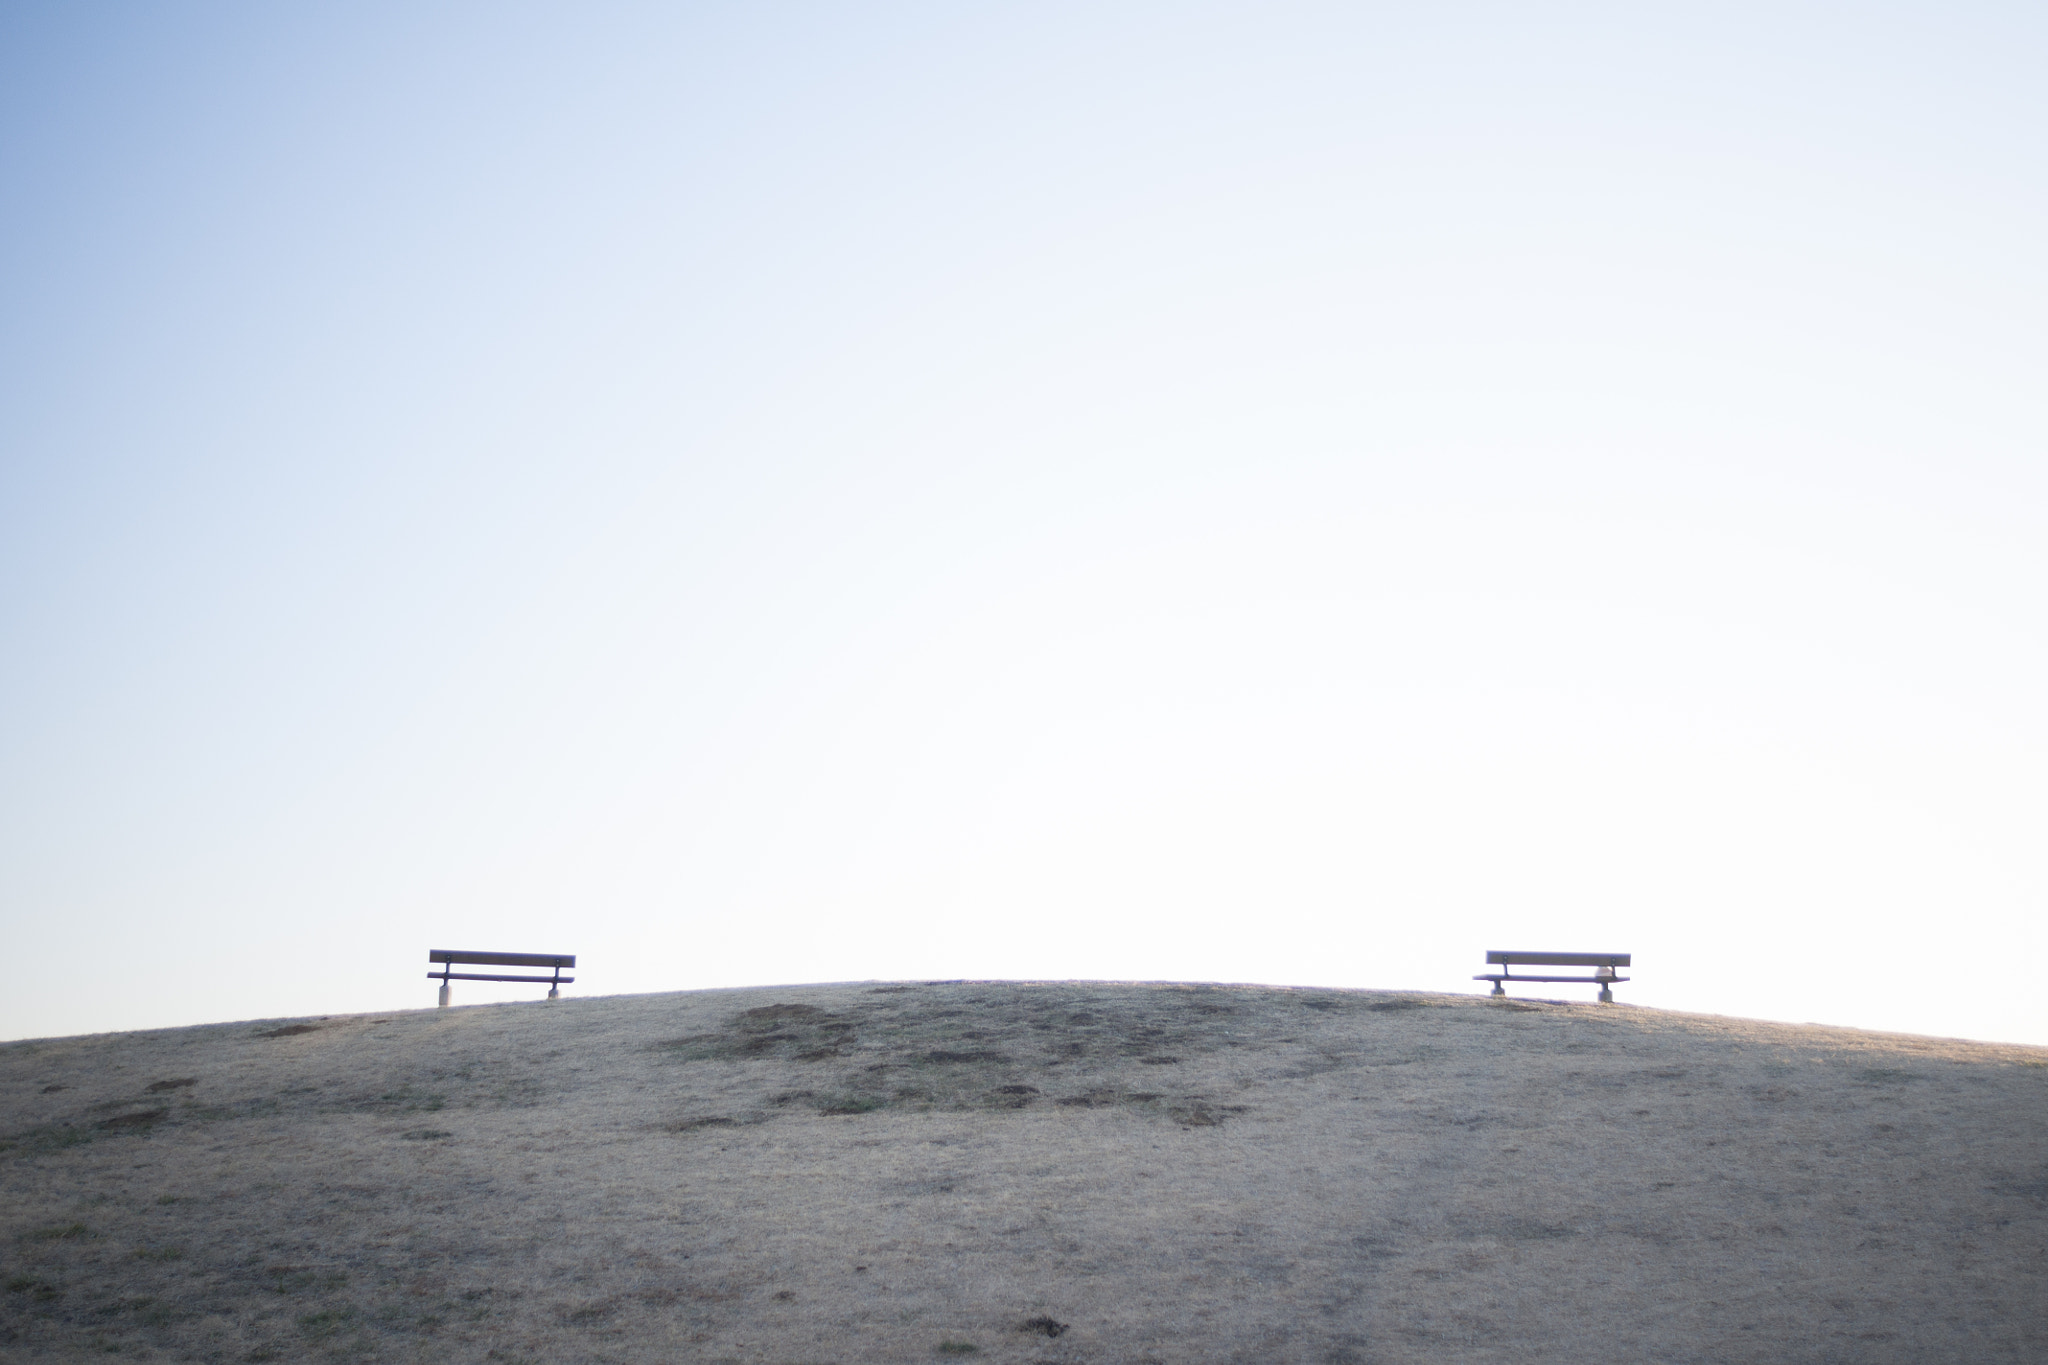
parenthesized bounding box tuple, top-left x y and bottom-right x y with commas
(2, 982, 2044, 1363)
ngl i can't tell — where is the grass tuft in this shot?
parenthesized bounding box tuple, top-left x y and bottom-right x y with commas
(21, 1221, 94, 1241)
(0, 1122, 96, 1156)
(665, 1116, 740, 1131)
(296, 1307, 355, 1338)
(7, 1274, 64, 1300)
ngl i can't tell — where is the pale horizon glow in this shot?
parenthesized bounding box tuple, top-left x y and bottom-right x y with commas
(2, 2, 2044, 1046)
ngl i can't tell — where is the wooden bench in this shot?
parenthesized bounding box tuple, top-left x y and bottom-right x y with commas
(429, 950, 575, 1008)
(1475, 950, 1630, 1003)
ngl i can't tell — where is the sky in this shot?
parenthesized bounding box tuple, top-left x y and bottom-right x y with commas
(2, 2, 2044, 1046)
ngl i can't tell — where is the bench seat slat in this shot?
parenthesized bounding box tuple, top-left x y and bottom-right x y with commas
(428, 972, 577, 984)
(1475, 973, 1628, 985)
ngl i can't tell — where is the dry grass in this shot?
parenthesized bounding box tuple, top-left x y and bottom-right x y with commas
(2, 981, 2044, 1363)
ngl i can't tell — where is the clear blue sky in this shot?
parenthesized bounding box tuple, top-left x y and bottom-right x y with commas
(4, 2, 2044, 1044)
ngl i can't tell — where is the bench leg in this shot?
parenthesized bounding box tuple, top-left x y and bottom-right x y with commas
(1598, 986, 1613, 1003)
(547, 986, 559, 1000)
(438, 982, 450, 1009)
(1491, 982, 1506, 997)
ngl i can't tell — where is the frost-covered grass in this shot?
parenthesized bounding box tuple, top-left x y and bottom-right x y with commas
(2, 981, 2045, 1362)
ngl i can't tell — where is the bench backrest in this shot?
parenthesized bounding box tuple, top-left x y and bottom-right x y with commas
(1486, 950, 1630, 967)
(429, 950, 576, 969)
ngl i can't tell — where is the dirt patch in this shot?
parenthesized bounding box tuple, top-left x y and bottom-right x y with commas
(255, 1024, 321, 1037)
(739, 1003, 825, 1021)
(648, 988, 1274, 1121)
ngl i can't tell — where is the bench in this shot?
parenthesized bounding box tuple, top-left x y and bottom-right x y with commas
(1475, 950, 1630, 1003)
(429, 950, 575, 1008)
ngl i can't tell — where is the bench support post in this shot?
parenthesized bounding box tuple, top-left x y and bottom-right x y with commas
(438, 982, 450, 1009)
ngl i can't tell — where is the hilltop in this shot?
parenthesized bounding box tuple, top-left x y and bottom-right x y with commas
(3, 981, 2044, 1362)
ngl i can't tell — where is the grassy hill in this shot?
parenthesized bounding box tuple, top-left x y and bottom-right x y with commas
(4, 981, 2045, 1363)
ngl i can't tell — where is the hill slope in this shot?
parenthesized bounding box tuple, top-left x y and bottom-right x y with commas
(3, 981, 2045, 1363)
